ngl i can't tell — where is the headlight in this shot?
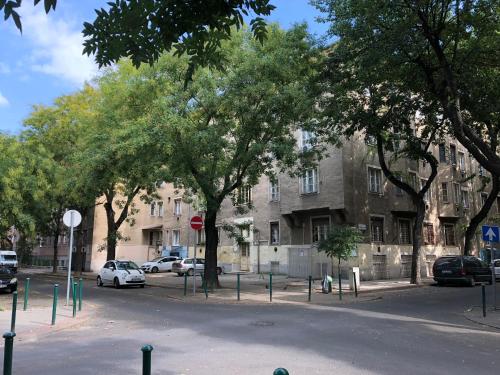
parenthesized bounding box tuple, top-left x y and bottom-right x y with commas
(9, 278, 17, 284)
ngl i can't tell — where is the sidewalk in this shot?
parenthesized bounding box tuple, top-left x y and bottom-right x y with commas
(464, 306, 500, 329)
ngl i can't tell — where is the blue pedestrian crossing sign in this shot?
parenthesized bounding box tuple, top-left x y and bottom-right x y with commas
(482, 225, 499, 243)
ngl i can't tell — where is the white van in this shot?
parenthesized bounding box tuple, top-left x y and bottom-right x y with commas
(0, 251, 18, 273)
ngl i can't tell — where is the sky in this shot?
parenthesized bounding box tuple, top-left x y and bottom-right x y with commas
(0, 1, 329, 134)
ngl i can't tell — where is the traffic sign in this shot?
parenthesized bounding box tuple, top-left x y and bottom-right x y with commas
(190, 216, 204, 230)
(482, 225, 499, 243)
(63, 210, 82, 228)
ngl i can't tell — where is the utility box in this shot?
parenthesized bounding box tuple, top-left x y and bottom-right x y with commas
(349, 267, 360, 290)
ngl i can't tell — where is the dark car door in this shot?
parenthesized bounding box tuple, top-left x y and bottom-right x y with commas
(466, 257, 491, 282)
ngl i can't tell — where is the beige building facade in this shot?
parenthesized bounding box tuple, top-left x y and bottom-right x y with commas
(88, 134, 500, 280)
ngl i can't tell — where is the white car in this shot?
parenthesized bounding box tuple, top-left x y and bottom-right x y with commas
(494, 259, 500, 279)
(97, 260, 145, 289)
(172, 258, 224, 276)
(141, 256, 181, 273)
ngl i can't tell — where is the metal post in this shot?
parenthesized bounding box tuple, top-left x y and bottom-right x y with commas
(237, 273, 241, 301)
(491, 253, 497, 310)
(339, 276, 342, 301)
(308, 275, 312, 302)
(23, 278, 30, 311)
(3, 332, 16, 375)
(66, 212, 75, 306)
(78, 278, 83, 312)
(353, 271, 358, 298)
(183, 273, 187, 296)
(269, 273, 273, 302)
(141, 345, 153, 375)
(10, 292, 17, 333)
(72, 282, 77, 318)
(51, 284, 58, 325)
(273, 368, 289, 375)
(482, 284, 486, 318)
(202, 273, 208, 299)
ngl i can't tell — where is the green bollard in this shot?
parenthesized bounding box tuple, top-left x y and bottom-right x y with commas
(78, 278, 83, 312)
(273, 368, 289, 375)
(269, 273, 273, 302)
(237, 273, 241, 301)
(202, 275, 208, 299)
(183, 273, 187, 296)
(353, 272, 358, 298)
(10, 291, 17, 333)
(339, 276, 342, 301)
(141, 344, 153, 375)
(482, 284, 486, 318)
(3, 332, 16, 375)
(23, 278, 30, 311)
(308, 275, 312, 302)
(52, 284, 58, 326)
(72, 282, 77, 318)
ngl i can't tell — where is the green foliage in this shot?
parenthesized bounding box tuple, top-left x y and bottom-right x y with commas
(82, 0, 276, 83)
(317, 225, 362, 263)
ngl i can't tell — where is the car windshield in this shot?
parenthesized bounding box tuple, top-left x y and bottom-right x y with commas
(2, 255, 16, 261)
(116, 261, 139, 270)
(435, 257, 461, 268)
(151, 257, 164, 262)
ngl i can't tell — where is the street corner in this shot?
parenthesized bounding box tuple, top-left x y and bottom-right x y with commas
(463, 306, 500, 330)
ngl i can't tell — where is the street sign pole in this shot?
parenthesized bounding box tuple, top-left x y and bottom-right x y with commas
(66, 212, 74, 306)
(490, 245, 497, 310)
(189, 214, 204, 296)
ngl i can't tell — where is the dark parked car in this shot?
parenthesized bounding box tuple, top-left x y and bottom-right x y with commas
(433, 256, 492, 286)
(0, 267, 17, 293)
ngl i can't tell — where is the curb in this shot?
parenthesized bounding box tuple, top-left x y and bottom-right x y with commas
(463, 306, 500, 330)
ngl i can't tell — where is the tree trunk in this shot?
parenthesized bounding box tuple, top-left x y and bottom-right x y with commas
(337, 258, 342, 294)
(52, 229, 59, 273)
(104, 201, 118, 261)
(203, 210, 220, 289)
(464, 177, 500, 255)
(74, 210, 87, 276)
(411, 200, 425, 285)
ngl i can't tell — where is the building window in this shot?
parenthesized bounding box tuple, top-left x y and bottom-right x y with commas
(453, 183, 461, 205)
(150, 202, 156, 216)
(480, 192, 488, 207)
(423, 223, 435, 245)
(269, 180, 280, 201)
(399, 219, 411, 245)
(441, 182, 449, 203)
(450, 144, 457, 165)
(237, 185, 252, 205)
(157, 201, 164, 217)
(270, 222, 280, 245)
(478, 164, 485, 177)
(196, 229, 205, 245)
(312, 218, 329, 243)
(370, 217, 384, 243)
(174, 198, 182, 216)
(368, 167, 382, 194)
(497, 196, 500, 214)
(458, 152, 465, 172)
(172, 230, 180, 246)
(462, 189, 469, 209)
(421, 179, 430, 202)
(443, 224, 456, 246)
(394, 175, 403, 196)
(301, 169, 318, 194)
(300, 129, 315, 151)
(365, 134, 376, 146)
(408, 172, 417, 190)
(439, 144, 447, 163)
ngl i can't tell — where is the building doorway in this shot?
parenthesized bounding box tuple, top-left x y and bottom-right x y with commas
(240, 243, 250, 271)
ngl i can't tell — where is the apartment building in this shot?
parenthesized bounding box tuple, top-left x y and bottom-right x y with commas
(87, 133, 499, 280)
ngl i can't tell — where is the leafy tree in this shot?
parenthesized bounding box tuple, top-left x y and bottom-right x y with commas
(22, 86, 98, 272)
(76, 64, 168, 261)
(138, 25, 324, 287)
(313, 0, 499, 177)
(1, 0, 56, 32)
(317, 225, 362, 295)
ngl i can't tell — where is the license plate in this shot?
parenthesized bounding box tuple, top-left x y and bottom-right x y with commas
(133, 278, 140, 281)
(442, 270, 452, 274)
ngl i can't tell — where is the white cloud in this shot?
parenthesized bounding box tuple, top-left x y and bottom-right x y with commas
(0, 62, 10, 74)
(19, 6, 97, 87)
(0, 92, 9, 107)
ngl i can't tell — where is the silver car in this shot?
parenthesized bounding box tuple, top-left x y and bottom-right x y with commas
(172, 258, 224, 276)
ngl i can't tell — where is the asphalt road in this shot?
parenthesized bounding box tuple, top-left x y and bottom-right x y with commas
(1, 273, 499, 375)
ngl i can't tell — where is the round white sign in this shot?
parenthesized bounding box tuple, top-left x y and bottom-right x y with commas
(63, 210, 82, 228)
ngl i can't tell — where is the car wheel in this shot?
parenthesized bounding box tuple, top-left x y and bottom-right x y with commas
(152, 266, 159, 273)
(114, 277, 121, 289)
(436, 280, 444, 286)
(97, 276, 103, 287)
(187, 268, 194, 276)
(8, 285, 16, 293)
(177, 273, 183, 277)
(466, 276, 474, 287)
(216, 267, 222, 275)
(140, 284, 145, 288)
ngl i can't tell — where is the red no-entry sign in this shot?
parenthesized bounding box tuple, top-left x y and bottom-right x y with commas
(190, 216, 204, 230)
